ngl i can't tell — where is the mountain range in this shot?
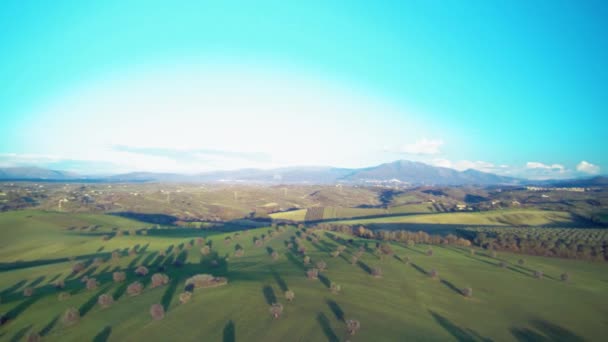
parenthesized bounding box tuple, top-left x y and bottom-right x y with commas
(0, 160, 605, 186)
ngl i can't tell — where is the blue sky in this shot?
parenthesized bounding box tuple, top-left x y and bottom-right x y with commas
(0, 0, 606, 178)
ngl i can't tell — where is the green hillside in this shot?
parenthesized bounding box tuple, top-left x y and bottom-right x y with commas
(0, 211, 607, 341)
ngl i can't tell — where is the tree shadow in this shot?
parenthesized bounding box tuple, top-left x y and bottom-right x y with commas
(356, 260, 372, 275)
(510, 327, 549, 341)
(429, 310, 492, 342)
(318, 274, 331, 289)
(4, 297, 37, 322)
(141, 251, 159, 266)
(80, 286, 109, 317)
(326, 299, 344, 322)
(519, 319, 584, 342)
(223, 320, 236, 342)
(410, 263, 427, 276)
(285, 251, 306, 271)
(161, 277, 179, 311)
(0, 280, 27, 297)
(9, 324, 32, 342)
(262, 285, 277, 305)
(271, 268, 288, 292)
(39, 314, 59, 336)
(93, 326, 112, 342)
(317, 312, 339, 342)
(27, 276, 46, 288)
(440, 279, 462, 295)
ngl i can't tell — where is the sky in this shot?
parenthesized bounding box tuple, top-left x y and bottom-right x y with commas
(0, 0, 606, 179)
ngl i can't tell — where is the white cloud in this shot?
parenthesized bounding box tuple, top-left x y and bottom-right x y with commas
(430, 159, 498, 173)
(576, 161, 600, 174)
(401, 139, 444, 155)
(526, 162, 565, 171)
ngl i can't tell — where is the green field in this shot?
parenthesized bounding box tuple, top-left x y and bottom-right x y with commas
(336, 209, 579, 227)
(1, 210, 607, 341)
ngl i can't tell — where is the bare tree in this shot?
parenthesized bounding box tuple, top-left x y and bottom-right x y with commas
(346, 319, 361, 335)
(150, 304, 165, 320)
(285, 290, 295, 302)
(269, 303, 284, 319)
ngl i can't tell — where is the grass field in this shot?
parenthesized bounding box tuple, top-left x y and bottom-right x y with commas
(1, 210, 607, 341)
(336, 209, 579, 227)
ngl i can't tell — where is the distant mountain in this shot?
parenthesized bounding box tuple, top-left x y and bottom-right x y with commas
(0, 167, 81, 180)
(0, 161, 582, 186)
(533, 176, 608, 188)
(341, 160, 519, 185)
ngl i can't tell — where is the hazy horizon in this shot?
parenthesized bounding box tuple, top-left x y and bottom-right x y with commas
(1, 1, 606, 180)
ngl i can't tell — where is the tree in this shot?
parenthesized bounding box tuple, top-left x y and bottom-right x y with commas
(462, 287, 473, 298)
(62, 307, 80, 326)
(534, 270, 543, 279)
(561, 272, 570, 282)
(316, 260, 327, 271)
(98, 294, 114, 308)
(135, 266, 149, 276)
(346, 319, 361, 335)
(426, 249, 434, 257)
(271, 251, 279, 261)
(269, 303, 284, 319)
(429, 269, 438, 279)
(303, 255, 311, 265)
(150, 304, 165, 320)
(371, 267, 382, 278)
(330, 282, 341, 294)
(307, 268, 319, 280)
(285, 290, 295, 302)
(151, 273, 170, 288)
(351, 256, 358, 265)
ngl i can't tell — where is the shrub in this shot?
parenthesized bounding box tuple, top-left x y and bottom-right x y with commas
(54, 279, 65, 289)
(86, 278, 98, 290)
(23, 287, 34, 297)
(98, 294, 114, 308)
(200, 246, 211, 255)
(303, 256, 311, 265)
(135, 266, 149, 276)
(534, 270, 543, 279)
(58, 292, 71, 301)
(72, 262, 85, 274)
(330, 282, 341, 294)
(271, 251, 279, 261)
(429, 269, 438, 279)
(346, 319, 361, 335)
(269, 303, 283, 319)
(462, 287, 473, 298)
(285, 290, 295, 302)
(113, 271, 126, 283)
(179, 292, 192, 304)
(307, 268, 319, 280)
(561, 272, 570, 282)
(151, 273, 170, 288)
(62, 307, 80, 326)
(127, 281, 144, 296)
(371, 267, 382, 278)
(316, 260, 327, 271)
(426, 249, 433, 257)
(150, 304, 165, 320)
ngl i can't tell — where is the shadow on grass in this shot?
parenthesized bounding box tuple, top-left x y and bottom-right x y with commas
(27, 276, 46, 288)
(161, 278, 179, 311)
(39, 314, 59, 336)
(9, 324, 32, 342)
(410, 263, 427, 276)
(5, 297, 37, 321)
(285, 251, 306, 271)
(317, 312, 339, 342)
(318, 274, 331, 289)
(262, 285, 277, 305)
(93, 326, 112, 342)
(326, 299, 344, 322)
(430, 310, 492, 342)
(223, 320, 235, 342)
(440, 279, 463, 295)
(510, 319, 584, 342)
(271, 268, 288, 292)
(80, 286, 110, 317)
(356, 260, 372, 275)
